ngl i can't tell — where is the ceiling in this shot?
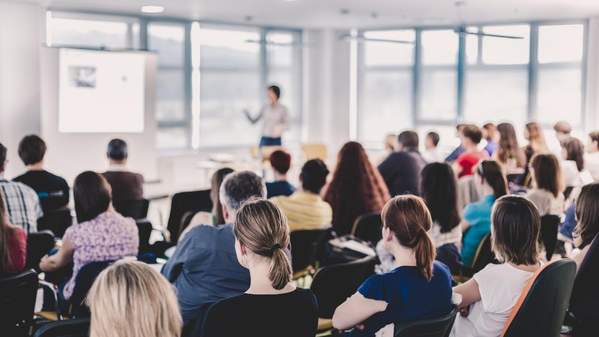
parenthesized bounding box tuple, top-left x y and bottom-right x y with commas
(13, 0, 599, 28)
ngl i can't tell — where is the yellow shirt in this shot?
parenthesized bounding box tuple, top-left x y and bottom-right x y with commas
(271, 191, 332, 231)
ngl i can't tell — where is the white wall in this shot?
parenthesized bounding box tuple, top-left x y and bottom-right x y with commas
(0, 2, 44, 177)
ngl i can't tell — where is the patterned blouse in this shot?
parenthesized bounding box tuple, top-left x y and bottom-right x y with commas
(62, 211, 138, 299)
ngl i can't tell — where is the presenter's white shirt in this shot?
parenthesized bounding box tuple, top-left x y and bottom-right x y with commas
(259, 103, 289, 138)
(450, 263, 534, 337)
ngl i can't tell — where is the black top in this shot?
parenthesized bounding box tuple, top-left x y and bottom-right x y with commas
(378, 151, 426, 196)
(13, 170, 69, 213)
(201, 288, 318, 337)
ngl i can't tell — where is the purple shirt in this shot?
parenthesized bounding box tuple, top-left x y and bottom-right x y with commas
(62, 211, 138, 299)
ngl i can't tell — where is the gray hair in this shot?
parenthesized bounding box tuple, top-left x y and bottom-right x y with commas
(219, 171, 267, 214)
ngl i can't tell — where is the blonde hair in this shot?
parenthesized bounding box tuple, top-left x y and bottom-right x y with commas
(86, 260, 182, 337)
(234, 199, 292, 290)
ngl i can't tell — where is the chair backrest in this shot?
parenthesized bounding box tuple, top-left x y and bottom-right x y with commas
(26, 231, 56, 271)
(0, 269, 39, 335)
(113, 199, 150, 220)
(67, 261, 115, 317)
(569, 235, 599, 333)
(394, 309, 457, 337)
(33, 318, 90, 337)
(37, 209, 73, 238)
(310, 256, 377, 318)
(351, 212, 383, 246)
(290, 229, 329, 272)
(167, 190, 212, 243)
(136, 219, 153, 254)
(470, 233, 495, 273)
(501, 259, 577, 337)
(540, 215, 560, 261)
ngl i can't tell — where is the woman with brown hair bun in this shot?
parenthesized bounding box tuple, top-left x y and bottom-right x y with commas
(332, 195, 453, 336)
(202, 199, 318, 337)
(324, 141, 390, 236)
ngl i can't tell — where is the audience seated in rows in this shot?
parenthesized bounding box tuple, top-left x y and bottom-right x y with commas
(0, 142, 43, 233)
(87, 260, 182, 337)
(494, 122, 526, 175)
(445, 124, 466, 162)
(378, 131, 426, 196)
(422, 131, 443, 163)
(332, 195, 453, 336)
(39, 171, 139, 303)
(0, 192, 27, 275)
(526, 154, 565, 216)
(455, 124, 488, 178)
(272, 159, 332, 231)
(202, 199, 318, 337)
(482, 123, 498, 157)
(266, 150, 295, 198)
(13, 135, 70, 214)
(452, 196, 542, 337)
(325, 142, 390, 236)
(585, 131, 599, 182)
(102, 138, 144, 203)
(161, 171, 265, 330)
(461, 160, 508, 267)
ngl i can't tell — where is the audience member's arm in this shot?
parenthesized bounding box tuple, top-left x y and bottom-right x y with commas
(453, 278, 481, 310)
(39, 239, 75, 272)
(332, 292, 387, 331)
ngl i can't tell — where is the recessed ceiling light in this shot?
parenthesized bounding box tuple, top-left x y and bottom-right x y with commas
(141, 5, 165, 14)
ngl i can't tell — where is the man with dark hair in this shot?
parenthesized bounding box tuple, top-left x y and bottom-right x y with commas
(162, 171, 266, 333)
(266, 150, 295, 198)
(378, 130, 427, 196)
(14, 135, 70, 213)
(423, 131, 443, 163)
(0, 142, 43, 233)
(272, 159, 332, 231)
(454, 124, 488, 178)
(102, 138, 144, 202)
(244, 85, 289, 147)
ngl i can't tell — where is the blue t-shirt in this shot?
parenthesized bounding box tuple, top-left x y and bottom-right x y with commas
(353, 261, 453, 337)
(462, 194, 496, 267)
(266, 180, 295, 199)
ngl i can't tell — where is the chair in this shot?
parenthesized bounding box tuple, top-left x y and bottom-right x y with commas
(301, 143, 328, 161)
(113, 199, 149, 220)
(136, 219, 153, 254)
(166, 190, 212, 243)
(290, 229, 329, 275)
(351, 212, 383, 246)
(33, 318, 90, 337)
(0, 269, 39, 337)
(37, 209, 73, 238)
(501, 259, 576, 337)
(394, 308, 457, 337)
(540, 215, 560, 261)
(568, 235, 599, 336)
(65, 261, 115, 317)
(26, 231, 56, 271)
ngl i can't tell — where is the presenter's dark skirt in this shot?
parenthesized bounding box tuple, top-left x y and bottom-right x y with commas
(259, 136, 282, 147)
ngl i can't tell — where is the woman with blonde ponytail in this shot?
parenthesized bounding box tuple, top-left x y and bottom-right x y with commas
(202, 199, 318, 337)
(333, 195, 453, 337)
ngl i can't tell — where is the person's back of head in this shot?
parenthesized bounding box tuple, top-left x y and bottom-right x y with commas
(0, 143, 7, 173)
(530, 154, 563, 198)
(300, 159, 329, 194)
(74, 171, 112, 223)
(461, 124, 483, 147)
(562, 137, 585, 172)
(211, 168, 235, 225)
(491, 195, 540, 266)
(107, 139, 128, 163)
(234, 199, 291, 289)
(18, 135, 46, 167)
(420, 163, 460, 233)
(425, 132, 440, 150)
(269, 150, 292, 176)
(382, 195, 435, 280)
(574, 183, 599, 249)
(219, 171, 266, 221)
(397, 130, 419, 151)
(475, 160, 507, 199)
(0, 193, 17, 273)
(87, 260, 182, 337)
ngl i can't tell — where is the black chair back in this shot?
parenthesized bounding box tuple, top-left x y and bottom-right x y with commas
(33, 318, 90, 337)
(67, 261, 115, 317)
(310, 256, 376, 318)
(26, 231, 56, 271)
(0, 269, 39, 336)
(113, 199, 150, 220)
(503, 259, 576, 337)
(351, 212, 382, 246)
(167, 190, 212, 243)
(37, 209, 73, 238)
(136, 219, 153, 254)
(540, 215, 560, 261)
(569, 235, 599, 336)
(290, 229, 329, 272)
(394, 309, 457, 337)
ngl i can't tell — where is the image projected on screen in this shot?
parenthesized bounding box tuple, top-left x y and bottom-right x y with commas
(59, 49, 145, 133)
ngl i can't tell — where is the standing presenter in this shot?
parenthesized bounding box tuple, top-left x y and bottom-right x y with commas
(244, 85, 289, 147)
